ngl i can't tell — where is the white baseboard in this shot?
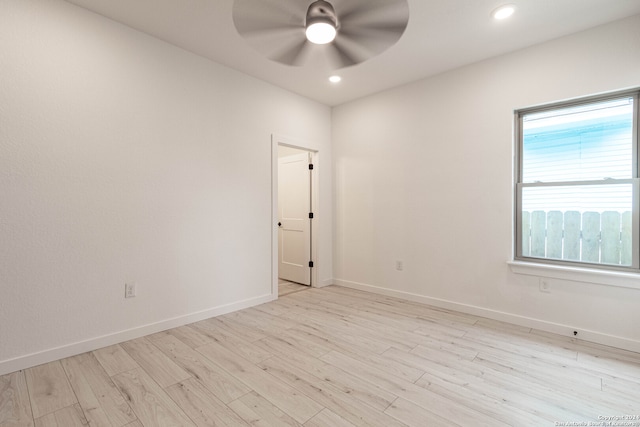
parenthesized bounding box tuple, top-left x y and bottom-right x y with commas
(316, 278, 334, 288)
(333, 279, 640, 353)
(0, 293, 276, 376)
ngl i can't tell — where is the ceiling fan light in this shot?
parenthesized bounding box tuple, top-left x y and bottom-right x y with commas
(306, 21, 337, 44)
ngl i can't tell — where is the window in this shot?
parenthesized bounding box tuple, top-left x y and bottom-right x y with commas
(515, 90, 640, 271)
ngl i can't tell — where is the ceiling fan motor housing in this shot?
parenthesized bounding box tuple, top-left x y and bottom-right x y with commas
(306, 0, 339, 30)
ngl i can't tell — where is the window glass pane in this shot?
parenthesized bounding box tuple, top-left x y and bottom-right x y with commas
(522, 97, 634, 183)
(522, 184, 632, 212)
(521, 184, 632, 266)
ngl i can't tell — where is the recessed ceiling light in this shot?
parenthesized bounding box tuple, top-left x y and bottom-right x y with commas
(329, 75, 342, 83)
(492, 4, 515, 20)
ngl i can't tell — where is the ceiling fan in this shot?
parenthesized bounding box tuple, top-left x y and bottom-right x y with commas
(232, 0, 410, 69)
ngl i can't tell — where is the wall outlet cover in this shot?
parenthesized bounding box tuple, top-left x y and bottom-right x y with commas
(125, 283, 137, 298)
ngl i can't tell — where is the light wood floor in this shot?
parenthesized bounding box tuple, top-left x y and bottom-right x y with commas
(2, 286, 640, 427)
(279, 279, 309, 297)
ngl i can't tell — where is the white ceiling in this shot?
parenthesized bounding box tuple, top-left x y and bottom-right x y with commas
(64, 0, 640, 106)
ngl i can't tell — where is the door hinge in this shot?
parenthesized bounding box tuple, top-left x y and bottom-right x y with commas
(309, 164, 314, 170)
(309, 212, 314, 219)
(308, 261, 314, 268)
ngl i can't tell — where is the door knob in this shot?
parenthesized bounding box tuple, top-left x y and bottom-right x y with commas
(278, 222, 282, 227)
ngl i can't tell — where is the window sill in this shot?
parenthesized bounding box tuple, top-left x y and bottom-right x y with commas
(508, 260, 640, 290)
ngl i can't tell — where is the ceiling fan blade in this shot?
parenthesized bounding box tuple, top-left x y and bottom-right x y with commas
(241, 26, 302, 43)
(241, 26, 308, 65)
(343, 21, 408, 36)
(338, 22, 406, 54)
(233, 0, 311, 66)
(233, 0, 304, 35)
(270, 38, 314, 67)
(335, 0, 409, 27)
(332, 0, 369, 23)
(326, 38, 367, 69)
(330, 0, 409, 66)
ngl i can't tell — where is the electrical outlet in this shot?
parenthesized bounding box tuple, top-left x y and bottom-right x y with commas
(125, 282, 137, 298)
(539, 278, 551, 293)
(395, 260, 403, 271)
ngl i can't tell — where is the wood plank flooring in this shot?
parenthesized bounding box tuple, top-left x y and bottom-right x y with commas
(279, 280, 309, 297)
(2, 285, 640, 426)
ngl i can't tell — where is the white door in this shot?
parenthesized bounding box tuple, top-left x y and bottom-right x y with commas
(278, 152, 311, 285)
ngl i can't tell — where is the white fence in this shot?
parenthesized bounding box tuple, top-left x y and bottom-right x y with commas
(521, 210, 632, 266)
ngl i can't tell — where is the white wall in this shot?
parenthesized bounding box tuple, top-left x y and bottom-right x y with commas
(0, 0, 332, 374)
(332, 15, 640, 351)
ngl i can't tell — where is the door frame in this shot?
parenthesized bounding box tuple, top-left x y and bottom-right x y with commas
(271, 134, 319, 297)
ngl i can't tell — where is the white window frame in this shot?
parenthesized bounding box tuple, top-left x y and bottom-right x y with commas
(514, 89, 640, 273)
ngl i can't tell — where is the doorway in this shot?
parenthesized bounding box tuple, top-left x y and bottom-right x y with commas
(271, 135, 318, 297)
(278, 148, 312, 286)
